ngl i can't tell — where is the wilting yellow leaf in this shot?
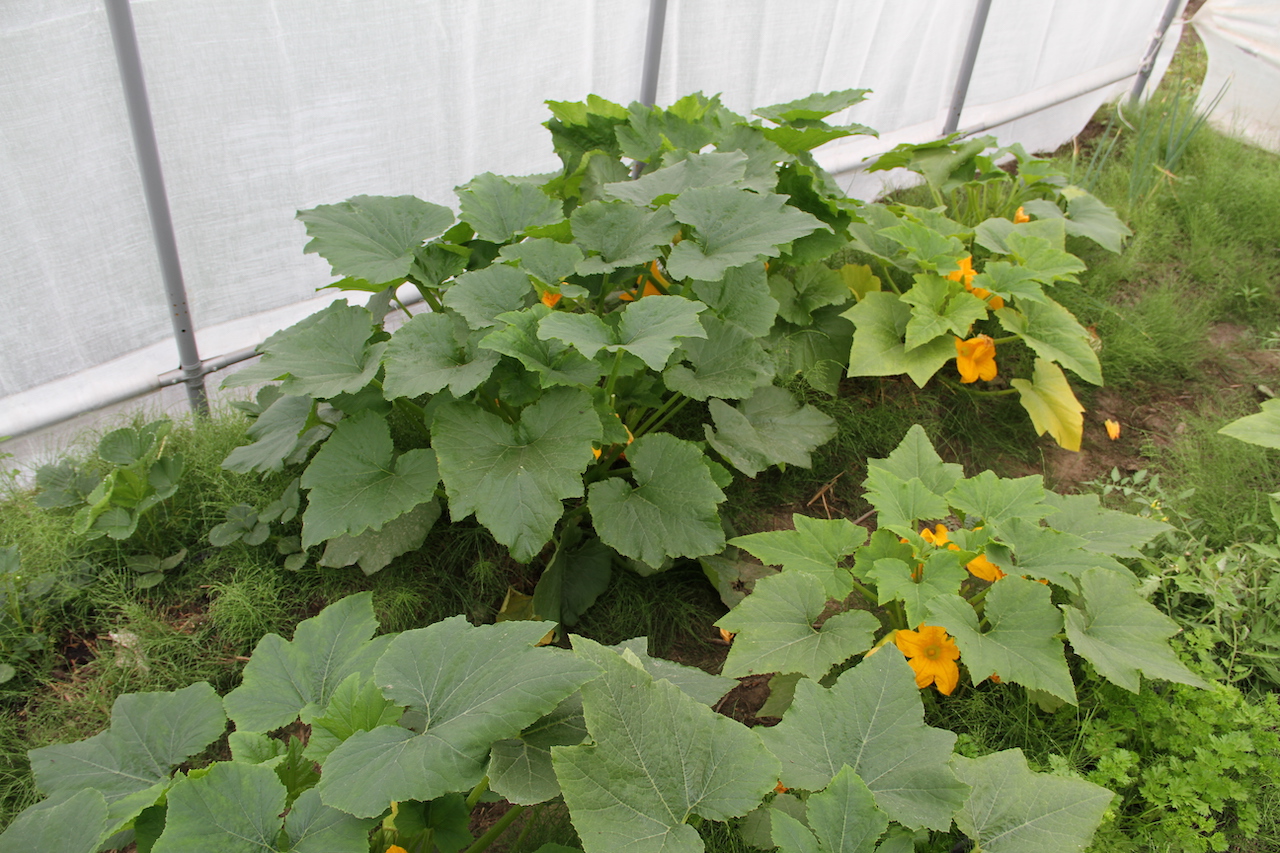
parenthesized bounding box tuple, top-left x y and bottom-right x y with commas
(1011, 359, 1085, 451)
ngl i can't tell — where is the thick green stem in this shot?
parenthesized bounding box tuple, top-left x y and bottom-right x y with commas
(991, 334, 1020, 345)
(411, 281, 444, 313)
(640, 395, 691, 437)
(392, 294, 415, 318)
(603, 349, 627, 401)
(465, 776, 491, 810)
(848, 578, 878, 606)
(461, 804, 526, 853)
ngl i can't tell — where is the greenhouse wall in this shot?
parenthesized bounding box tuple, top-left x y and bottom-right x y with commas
(2, 0, 1193, 466)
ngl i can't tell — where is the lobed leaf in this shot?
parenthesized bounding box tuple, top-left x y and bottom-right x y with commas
(433, 387, 600, 563)
(759, 651, 966, 830)
(553, 637, 780, 853)
(299, 411, 439, 549)
(704, 385, 837, 478)
(318, 617, 597, 817)
(458, 172, 564, 243)
(298, 194, 454, 285)
(728, 512, 864, 599)
(223, 592, 391, 733)
(717, 571, 877, 679)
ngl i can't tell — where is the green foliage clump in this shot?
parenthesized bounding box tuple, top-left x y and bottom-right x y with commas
(1079, 672, 1280, 853)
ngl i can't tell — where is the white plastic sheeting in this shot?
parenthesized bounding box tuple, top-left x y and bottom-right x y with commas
(2, 0, 1185, 458)
(1192, 0, 1280, 150)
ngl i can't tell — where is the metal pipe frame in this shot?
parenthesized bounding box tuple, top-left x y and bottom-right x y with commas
(942, 0, 993, 136)
(103, 0, 209, 416)
(1129, 0, 1186, 106)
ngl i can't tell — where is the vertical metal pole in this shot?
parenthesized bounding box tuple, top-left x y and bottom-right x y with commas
(942, 0, 993, 135)
(1128, 0, 1184, 107)
(638, 0, 669, 107)
(103, 0, 208, 415)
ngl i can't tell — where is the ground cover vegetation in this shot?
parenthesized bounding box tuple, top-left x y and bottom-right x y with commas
(4, 34, 1280, 852)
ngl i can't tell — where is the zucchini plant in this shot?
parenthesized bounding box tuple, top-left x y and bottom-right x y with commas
(215, 90, 1127, 624)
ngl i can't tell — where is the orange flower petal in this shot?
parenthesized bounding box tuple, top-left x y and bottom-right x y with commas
(1105, 419, 1121, 440)
(946, 256, 976, 287)
(1014, 206, 1030, 224)
(966, 553, 1006, 582)
(541, 291, 562, 308)
(895, 624, 961, 695)
(955, 335, 997, 383)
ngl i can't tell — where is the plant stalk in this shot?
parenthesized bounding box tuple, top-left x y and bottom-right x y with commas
(461, 803, 526, 853)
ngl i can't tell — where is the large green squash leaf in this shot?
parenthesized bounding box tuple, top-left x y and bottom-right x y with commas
(298, 195, 455, 285)
(996, 301, 1102, 386)
(28, 682, 226, 831)
(780, 764, 890, 853)
(488, 695, 587, 806)
(704, 385, 837, 478)
(864, 425, 963, 500)
(843, 292, 955, 388)
(758, 651, 966, 830)
(1219, 398, 1280, 449)
(458, 172, 564, 243)
(299, 411, 440, 549)
(588, 433, 726, 566)
(571, 200, 678, 274)
(222, 301, 385, 399)
(610, 637, 737, 706)
(664, 314, 775, 400)
(0, 789, 110, 853)
(755, 89, 871, 123)
(498, 238, 585, 283)
(691, 262, 779, 338)
(667, 187, 829, 282)
(717, 571, 876, 679)
(552, 637, 780, 853)
(770, 264, 850, 326)
(928, 577, 1075, 703)
(538, 294, 707, 370)
(153, 764, 374, 853)
(952, 749, 1111, 853)
(481, 305, 607, 388)
(728, 512, 864, 599)
(433, 387, 600, 563)
(945, 471, 1051, 533)
(602, 151, 762, 206)
(382, 311, 500, 398)
(318, 618, 597, 817)
(443, 264, 535, 330)
(223, 593, 391, 733)
(318, 499, 441, 575)
(1064, 567, 1207, 692)
(1042, 492, 1170, 559)
(222, 393, 330, 475)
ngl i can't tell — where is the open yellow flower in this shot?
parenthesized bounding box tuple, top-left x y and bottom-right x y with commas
(895, 624, 961, 695)
(946, 256, 976, 288)
(966, 553, 1006, 582)
(1014, 206, 1030, 224)
(540, 290, 562, 308)
(920, 524, 960, 551)
(955, 335, 997, 383)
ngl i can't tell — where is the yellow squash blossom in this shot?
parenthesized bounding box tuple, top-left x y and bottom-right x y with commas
(895, 624, 961, 695)
(1014, 206, 1030, 224)
(947, 256, 1003, 309)
(955, 335, 997, 383)
(387, 847, 409, 853)
(966, 553, 1006, 582)
(540, 290, 562, 308)
(620, 260, 671, 301)
(946, 256, 976, 288)
(920, 524, 960, 551)
(1105, 419, 1121, 440)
